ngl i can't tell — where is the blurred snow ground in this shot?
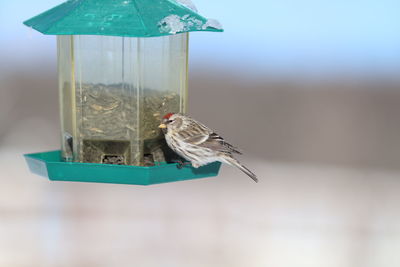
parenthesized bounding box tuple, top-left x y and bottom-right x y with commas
(1, 148, 400, 267)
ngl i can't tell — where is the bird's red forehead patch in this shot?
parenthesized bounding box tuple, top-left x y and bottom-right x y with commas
(163, 113, 174, 119)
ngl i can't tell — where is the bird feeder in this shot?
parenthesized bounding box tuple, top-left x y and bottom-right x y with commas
(23, 0, 223, 185)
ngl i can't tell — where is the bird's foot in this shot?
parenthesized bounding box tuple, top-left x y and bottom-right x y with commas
(171, 160, 191, 169)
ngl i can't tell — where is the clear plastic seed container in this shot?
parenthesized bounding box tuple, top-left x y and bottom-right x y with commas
(58, 34, 188, 166)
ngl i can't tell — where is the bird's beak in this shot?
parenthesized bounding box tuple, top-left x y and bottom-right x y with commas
(158, 123, 167, 129)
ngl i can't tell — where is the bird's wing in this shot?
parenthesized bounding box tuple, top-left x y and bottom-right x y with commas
(201, 133, 242, 154)
(185, 132, 242, 154)
(180, 121, 213, 145)
(180, 118, 242, 154)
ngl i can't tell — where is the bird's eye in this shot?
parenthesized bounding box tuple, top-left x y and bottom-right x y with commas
(168, 120, 174, 123)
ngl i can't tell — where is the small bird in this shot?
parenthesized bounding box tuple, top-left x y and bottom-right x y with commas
(159, 113, 258, 182)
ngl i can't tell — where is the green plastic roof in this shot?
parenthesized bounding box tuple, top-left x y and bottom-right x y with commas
(23, 0, 223, 37)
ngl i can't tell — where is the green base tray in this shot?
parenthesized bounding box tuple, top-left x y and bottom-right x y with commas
(24, 150, 221, 185)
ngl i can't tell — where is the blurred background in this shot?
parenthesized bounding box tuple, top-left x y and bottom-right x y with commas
(1, 0, 400, 266)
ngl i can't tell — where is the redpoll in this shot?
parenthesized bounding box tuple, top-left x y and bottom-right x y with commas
(159, 113, 258, 183)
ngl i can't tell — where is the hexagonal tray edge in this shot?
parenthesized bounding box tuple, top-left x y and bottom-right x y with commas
(24, 150, 221, 185)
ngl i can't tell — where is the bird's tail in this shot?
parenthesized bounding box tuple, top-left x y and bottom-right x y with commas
(224, 156, 258, 183)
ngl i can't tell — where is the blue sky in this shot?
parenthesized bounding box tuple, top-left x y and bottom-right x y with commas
(1, 0, 400, 77)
